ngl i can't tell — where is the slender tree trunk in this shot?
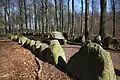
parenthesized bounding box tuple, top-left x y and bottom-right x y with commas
(23, 0, 28, 29)
(80, 0, 83, 35)
(59, 1, 62, 31)
(112, 0, 115, 37)
(99, 0, 107, 40)
(85, 0, 89, 40)
(45, 0, 48, 33)
(54, 0, 58, 31)
(29, 10, 31, 30)
(38, 11, 41, 33)
(91, 0, 94, 36)
(61, 1, 64, 32)
(4, 0, 8, 33)
(7, 0, 11, 33)
(41, 0, 45, 34)
(19, 0, 23, 33)
(72, 0, 75, 39)
(67, 0, 70, 34)
(33, 0, 37, 31)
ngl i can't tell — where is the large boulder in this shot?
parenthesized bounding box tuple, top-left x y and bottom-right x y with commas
(103, 37, 120, 49)
(94, 35, 102, 45)
(29, 40, 36, 52)
(67, 42, 116, 80)
(73, 35, 85, 44)
(51, 31, 66, 45)
(50, 40, 66, 65)
(39, 40, 67, 70)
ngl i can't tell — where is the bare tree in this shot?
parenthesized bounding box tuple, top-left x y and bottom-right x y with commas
(99, 0, 107, 40)
(41, 0, 45, 34)
(61, 1, 64, 32)
(72, 0, 75, 39)
(90, 0, 94, 36)
(23, 0, 28, 29)
(85, 0, 89, 40)
(18, 0, 24, 33)
(112, 0, 116, 37)
(4, 0, 8, 33)
(45, 0, 48, 33)
(67, 0, 70, 34)
(80, 0, 83, 35)
(54, 0, 58, 31)
(59, 0, 62, 31)
(33, 0, 37, 31)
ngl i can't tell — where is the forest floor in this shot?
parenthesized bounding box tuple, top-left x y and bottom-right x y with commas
(0, 37, 120, 80)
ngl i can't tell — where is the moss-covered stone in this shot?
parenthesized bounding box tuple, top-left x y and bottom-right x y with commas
(67, 42, 116, 80)
(51, 31, 65, 40)
(21, 36, 28, 45)
(30, 40, 36, 47)
(103, 37, 119, 49)
(51, 31, 66, 45)
(29, 40, 36, 52)
(73, 35, 85, 43)
(50, 40, 66, 65)
(35, 40, 41, 49)
(38, 40, 66, 70)
(10, 34, 15, 40)
(18, 36, 23, 44)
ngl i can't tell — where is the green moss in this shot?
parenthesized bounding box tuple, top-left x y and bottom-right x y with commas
(50, 40, 66, 65)
(35, 41, 41, 49)
(21, 36, 28, 45)
(103, 37, 119, 49)
(30, 40, 36, 47)
(14, 35, 19, 41)
(40, 43, 48, 52)
(67, 42, 116, 80)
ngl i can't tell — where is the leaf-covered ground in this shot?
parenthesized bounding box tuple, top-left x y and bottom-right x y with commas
(0, 41, 70, 80)
(0, 39, 120, 80)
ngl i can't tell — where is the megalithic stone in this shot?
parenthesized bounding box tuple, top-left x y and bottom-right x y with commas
(13, 35, 19, 41)
(35, 41, 41, 49)
(29, 40, 36, 53)
(21, 36, 28, 45)
(18, 36, 22, 44)
(50, 40, 67, 65)
(67, 42, 116, 80)
(33, 41, 41, 57)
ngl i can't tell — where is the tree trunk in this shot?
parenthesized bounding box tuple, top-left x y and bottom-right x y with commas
(91, 0, 94, 36)
(45, 0, 48, 33)
(7, 0, 11, 33)
(67, 0, 70, 34)
(4, 0, 8, 33)
(19, 0, 23, 33)
(99, 0, 107, 40)
(54, 0, 58, 31)
(33, 0, 37, 31)
(37, 9, 41, 33)
(61, 1, 64, 32)
(24, 0, 28, 29)
(85, 0, 89, 41)
(59, 1, 62, 31)
(112, 0, 115, 37)
(38, 11, 41, 33)
(80, 0, 83, 35)
(72, 0, 75, 39)
(29, 10, 31, 30)
(41, 0, 45, 34)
